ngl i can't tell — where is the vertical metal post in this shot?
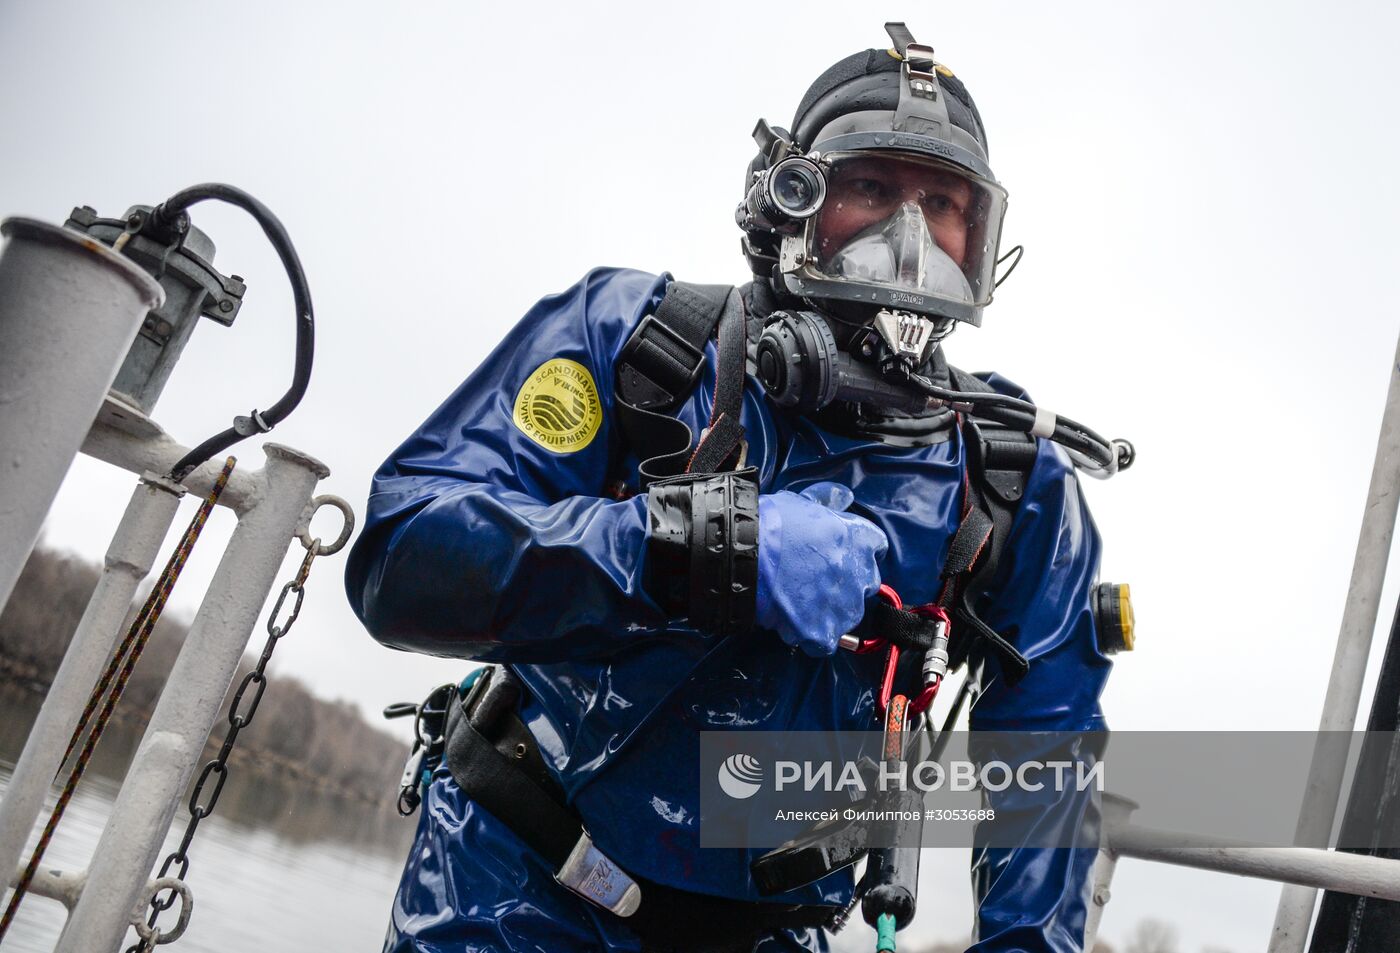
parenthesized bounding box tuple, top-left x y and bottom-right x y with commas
(54, 445, 327, 953)
(1268, 331, 1400, 952)
(0, 219, 163, 612)
(1082, 793, 1135, 949)
(1309, 590, 1400, 950)
(1082, 849, 1119, 948)
(0, 475, 182, 902)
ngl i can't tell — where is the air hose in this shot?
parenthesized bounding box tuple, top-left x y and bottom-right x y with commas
(130, 183, 315, 482)
(905, 370, 1134, 476)
(755, 309, 1132, 478)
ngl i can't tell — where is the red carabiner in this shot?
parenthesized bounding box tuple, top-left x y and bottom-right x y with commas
(861, 587, 949, 720)
(875, 584, 902, 718)
(909, 681, 940, 716)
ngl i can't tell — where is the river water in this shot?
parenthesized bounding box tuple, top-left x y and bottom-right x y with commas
(0, 686, 414, 953)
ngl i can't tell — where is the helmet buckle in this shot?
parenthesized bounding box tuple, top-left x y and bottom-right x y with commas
(903, 44, 939, 101)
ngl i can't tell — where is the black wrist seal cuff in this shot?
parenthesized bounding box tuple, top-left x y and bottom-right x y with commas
(645, 468, 759, 634)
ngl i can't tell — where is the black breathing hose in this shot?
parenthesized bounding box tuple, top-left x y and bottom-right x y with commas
(905, 371, 1127, 471)
(150, 183, 315, 483)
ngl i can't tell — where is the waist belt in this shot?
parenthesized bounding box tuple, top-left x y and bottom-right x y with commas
(443, 666, 838, 953)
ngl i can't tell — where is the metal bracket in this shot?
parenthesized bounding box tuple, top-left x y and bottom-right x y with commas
(872, 309, 941, 367)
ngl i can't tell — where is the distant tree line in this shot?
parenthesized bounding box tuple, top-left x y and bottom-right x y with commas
(0, 543, 407, 805)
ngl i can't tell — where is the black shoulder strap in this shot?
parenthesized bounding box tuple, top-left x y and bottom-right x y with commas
(945, 366, 1040, 685)
(615, 281, 747, 487)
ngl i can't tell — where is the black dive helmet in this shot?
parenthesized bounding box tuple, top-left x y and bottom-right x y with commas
(739, 22, 1006, 334)
(740, 23, 1133, 476)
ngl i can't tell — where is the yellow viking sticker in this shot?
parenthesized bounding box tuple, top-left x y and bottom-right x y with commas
(512, 358, 603, 453)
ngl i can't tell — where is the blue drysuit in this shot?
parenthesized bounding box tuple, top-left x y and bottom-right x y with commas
(345, 267, 1112, 952)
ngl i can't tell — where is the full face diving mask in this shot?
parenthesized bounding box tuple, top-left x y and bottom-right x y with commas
(778, 150, 1007, 329)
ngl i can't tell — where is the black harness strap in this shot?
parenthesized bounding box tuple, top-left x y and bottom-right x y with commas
(939, 507, 994, 584)
(685, 412, 745, 474)
(616, 282, 747, 487)
(953, 588, 1031, 684)
(685, 288, 749, 473)
(853, 599, 944, 653)
(941, 383, 1038, 684)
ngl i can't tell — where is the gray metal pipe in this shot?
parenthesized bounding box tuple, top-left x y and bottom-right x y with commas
(55, 444, 327, 953)
(83, 396, 262, 514)
(1085, 794, 1400, 948)
(0, 475, 182, 908)
(0, 219, 163, 613)
(9, 863, 86, 912)
(1268, 330, 1400, 951)
(1111, 823, 1400, 903)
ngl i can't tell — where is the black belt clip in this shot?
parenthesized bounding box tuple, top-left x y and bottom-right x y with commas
(385, 681, 457, 816)
(462, 663, 520, 732)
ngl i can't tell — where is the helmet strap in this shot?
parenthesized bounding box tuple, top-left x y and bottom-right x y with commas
(887, 23, 953, 138)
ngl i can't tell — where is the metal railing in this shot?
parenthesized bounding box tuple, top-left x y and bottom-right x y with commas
(0, 216, 350, 951)
(1083, 330, 1400, 952)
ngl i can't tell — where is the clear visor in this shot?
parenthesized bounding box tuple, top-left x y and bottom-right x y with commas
(807, 152, 1007, 308)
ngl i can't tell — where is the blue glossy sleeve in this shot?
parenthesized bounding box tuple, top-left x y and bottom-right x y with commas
(343, 268, 672, 663)
(966, 438, 1113, 953)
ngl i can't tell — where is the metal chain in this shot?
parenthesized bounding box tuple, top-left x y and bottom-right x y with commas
(126, 532, 327, 951)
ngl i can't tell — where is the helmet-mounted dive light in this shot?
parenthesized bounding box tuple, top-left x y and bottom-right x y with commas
(736, 151, 827, 233)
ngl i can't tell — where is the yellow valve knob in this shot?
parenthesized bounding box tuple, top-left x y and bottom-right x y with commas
(1094, 582, 1134, 654)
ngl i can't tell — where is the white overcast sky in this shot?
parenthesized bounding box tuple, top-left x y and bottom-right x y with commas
(3, 2, 1400, 949)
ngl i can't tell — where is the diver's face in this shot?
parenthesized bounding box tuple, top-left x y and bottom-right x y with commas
(816, 154, 973, 267)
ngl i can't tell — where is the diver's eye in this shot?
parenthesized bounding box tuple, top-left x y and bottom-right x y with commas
(922, 193, 958, 216)
(847, 178, 890, 205)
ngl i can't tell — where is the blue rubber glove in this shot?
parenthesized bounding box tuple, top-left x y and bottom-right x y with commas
(755, 482, 888, 657)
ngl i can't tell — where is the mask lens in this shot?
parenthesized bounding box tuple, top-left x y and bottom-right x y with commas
(808, 152, 1006, 307)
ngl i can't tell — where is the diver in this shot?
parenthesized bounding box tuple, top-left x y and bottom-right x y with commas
(346, 21, 1132, 953)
